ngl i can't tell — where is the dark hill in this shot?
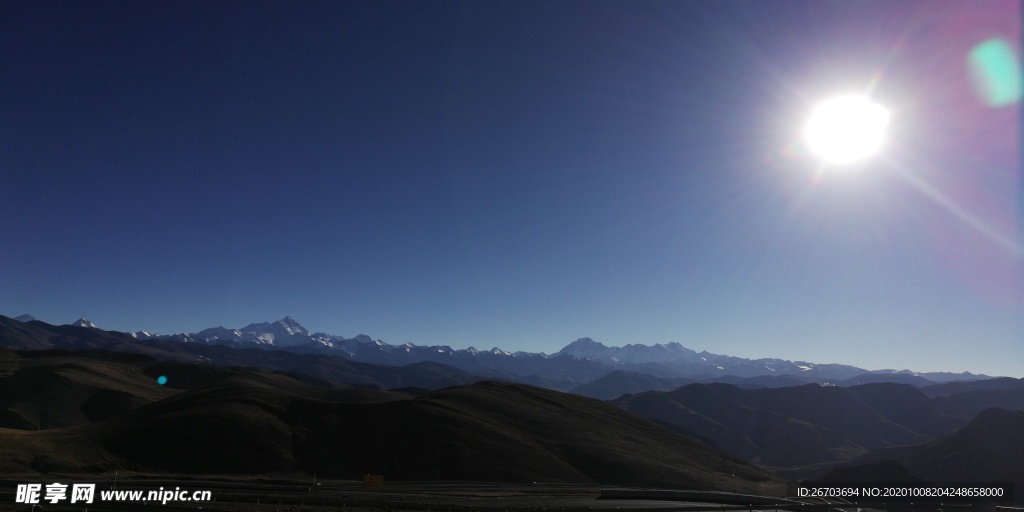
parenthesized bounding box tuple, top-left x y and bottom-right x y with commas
(569, 370, 693, 400)
(933, 388, 1024, 418)
(836, 373, 936, 387)
(418, 382, 772, 489)
(703, 374, 819, 388)
(835, 408, 1024, 502)
(845, 383, 964, 437)
(608, 386, 761, 460)
(921, 377, 1024, 417)
(0, 348, 419, 430)
(815, 459, 926, 483)
(613, 382, 969, 467)
(920, 377, 1024, 397)
(0, 317, 66, 350)
(0, 349, 176, 429)
(0, 366, 781, 493)
(845, 408, 1024, 481)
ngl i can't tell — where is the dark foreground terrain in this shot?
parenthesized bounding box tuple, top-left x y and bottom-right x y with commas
(612, 379, 1024, 488)
(0, 347, 779, 496)
(0, 316, 1020, 508)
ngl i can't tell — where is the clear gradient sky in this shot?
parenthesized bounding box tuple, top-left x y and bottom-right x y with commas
(2, 1, 1021, 377)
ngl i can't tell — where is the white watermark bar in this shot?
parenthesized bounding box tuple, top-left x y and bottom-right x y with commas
(788, 482, 1015, 503)
(15, 482, 213, 506)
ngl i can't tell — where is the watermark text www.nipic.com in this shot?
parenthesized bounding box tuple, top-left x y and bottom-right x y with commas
(15, 483, 214, 505)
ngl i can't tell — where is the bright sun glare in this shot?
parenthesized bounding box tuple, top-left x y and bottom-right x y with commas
(803, 94, 890, 167)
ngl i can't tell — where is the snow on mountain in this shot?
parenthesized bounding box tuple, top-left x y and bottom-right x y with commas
(239, 321, 271, 333)
(195, 326, 245, 342)
(274, 316, 308, 336)
(71, 318, 99, 329)
(166, 317, 858, 380)
(560, 338, 708, 369)
(183, 317, 323, 348)
(556, 337, 870, 380)
(94, 315, 991, 384)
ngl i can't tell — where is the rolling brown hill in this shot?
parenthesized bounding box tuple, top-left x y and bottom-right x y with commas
(0, 347, 418, 430)
(0, 349, 177, 429)
(0, 349, 781, 493)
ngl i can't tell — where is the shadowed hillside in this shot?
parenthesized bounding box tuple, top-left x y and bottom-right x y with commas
(613, 382, 968, 467)
(0, 349, 176, 429)
(570, 370, 693, 400)
(921, 377, 1024, 397)
(842, 408, 1024, 482)
(0, 347, 420, 430)
(0, 349, 781, 494)
(814, 459, 927, 483)
(933, 388, 1024, 418)
(826, 408, 1024, 502)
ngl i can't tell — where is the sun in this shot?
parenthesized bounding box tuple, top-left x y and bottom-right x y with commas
(803, 94, 890, 166)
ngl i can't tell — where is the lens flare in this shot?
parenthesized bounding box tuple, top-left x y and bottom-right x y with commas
(968, 38, 1022, 107)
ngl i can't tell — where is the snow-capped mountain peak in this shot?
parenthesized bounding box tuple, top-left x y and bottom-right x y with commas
(180, 317, 318, 348)
(72, 318, 99, 329)
(274, 316, 308, 336)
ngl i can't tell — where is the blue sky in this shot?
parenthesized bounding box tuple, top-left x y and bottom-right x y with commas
(2, 1, 1021, 377)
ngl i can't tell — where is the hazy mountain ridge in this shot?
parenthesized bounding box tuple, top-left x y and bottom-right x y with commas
(18, 315, 995, 386)
(0, 315, 490, 393)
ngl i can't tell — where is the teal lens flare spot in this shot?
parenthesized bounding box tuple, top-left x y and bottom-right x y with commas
(157, 375, 168, 385)
(968, 38, 1022, 107)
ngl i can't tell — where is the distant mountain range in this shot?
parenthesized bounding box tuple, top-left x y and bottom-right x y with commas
(20, 315, 992, 388)
(1, 313, 1021, 497)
